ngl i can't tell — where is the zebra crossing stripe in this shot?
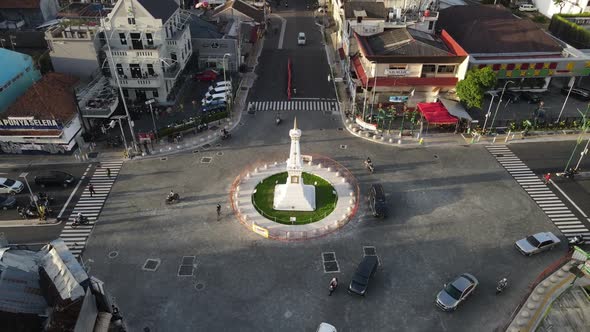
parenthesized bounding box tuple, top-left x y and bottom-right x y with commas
(554, 221, 582, 225)
(58, 161, 123, 257)
(556, 224, 586, 228)
(249, 100, 341, 112)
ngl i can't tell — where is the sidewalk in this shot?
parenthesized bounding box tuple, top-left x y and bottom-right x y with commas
(0, 37, 265, 168)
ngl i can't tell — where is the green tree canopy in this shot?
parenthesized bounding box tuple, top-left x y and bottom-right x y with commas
(456, 67, 497, 109)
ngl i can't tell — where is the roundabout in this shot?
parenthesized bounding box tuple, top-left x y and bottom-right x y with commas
(230, 119, 360, 240)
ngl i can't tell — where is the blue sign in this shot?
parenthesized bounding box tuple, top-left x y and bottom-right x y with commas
(389, 96, 409, 103)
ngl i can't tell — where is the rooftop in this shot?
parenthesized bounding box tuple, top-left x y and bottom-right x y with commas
(212, 0, 265, 23)
(343, 2, 387, 20)
(0, 0, 40, 9)
(137, 0, 178, 22)
(2, 72, 80, 126)
(0, 49, 35, 86)
(189, 14, 223, 39)
(356, 28, 453, 58)
(437, 5, 562, 54)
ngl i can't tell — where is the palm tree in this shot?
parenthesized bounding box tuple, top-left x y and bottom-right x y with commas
(553, 0, 566, 13)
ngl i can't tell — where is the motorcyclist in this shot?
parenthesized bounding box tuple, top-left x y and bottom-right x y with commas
(76, 212, 86, 223)
(329, 277, 338, 296)
(496, 277, 508, 294)
(168, 190, 176, 200)
(222, 128, 228, 137)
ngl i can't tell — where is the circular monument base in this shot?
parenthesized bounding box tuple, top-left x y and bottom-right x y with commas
(230, 156, 360, 240)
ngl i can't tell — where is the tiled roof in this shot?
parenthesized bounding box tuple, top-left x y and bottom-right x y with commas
(0, 0, 40, 9)
(137, 0, 178, 22)
(438, 5, 562, 54)
(356, 28, 453, 58)
(212, 0, 265, 23)
(343, 2, 386, 20)
(2, 72, 80, 124)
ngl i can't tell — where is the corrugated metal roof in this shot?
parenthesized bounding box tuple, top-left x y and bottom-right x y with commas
(0, 266, 47, 314)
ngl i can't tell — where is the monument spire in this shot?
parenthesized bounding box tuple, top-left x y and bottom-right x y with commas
(294, 117, 297, 130)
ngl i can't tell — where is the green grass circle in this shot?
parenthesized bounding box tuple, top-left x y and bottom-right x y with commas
(252, 172, 338, 225)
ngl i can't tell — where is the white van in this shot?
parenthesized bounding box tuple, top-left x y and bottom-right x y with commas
(205, 86, 232, 99)
(202, 93, 227, 106)
(208, 81, 232, 92)
(518, 4, 537, 11)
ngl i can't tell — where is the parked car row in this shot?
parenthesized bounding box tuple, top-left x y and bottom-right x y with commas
(201, 80, 233, 107)
(0, 172, 76, 211)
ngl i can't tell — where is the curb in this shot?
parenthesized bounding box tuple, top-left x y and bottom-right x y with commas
(0, 218, 62, 228)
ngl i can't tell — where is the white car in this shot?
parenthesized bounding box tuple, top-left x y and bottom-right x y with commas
(518, 4, 538, 12)
(208, 81, 232, 92)
(515, 232, 561, 256)
(298, 32, 306, 45)
(205, 86, 232, 99)
(0, 177, 24, 195)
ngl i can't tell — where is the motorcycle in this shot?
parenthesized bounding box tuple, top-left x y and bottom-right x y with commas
(496, 278, 508, 295)
(276, 116, 282, 125)
(71, 215, 90, 228)
(364, 161, 374, 174)
(165, 193, 180, 204)
(569, 235, 585, 248)
(564, 168, 578, 179)
(221, 132, 232, 140)
(328, 277, 338, 296)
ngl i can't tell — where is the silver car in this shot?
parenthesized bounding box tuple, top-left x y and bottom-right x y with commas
(515, 232, 561, 256)
(436, 273, 479, 311)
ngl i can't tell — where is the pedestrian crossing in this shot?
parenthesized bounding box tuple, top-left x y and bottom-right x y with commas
(59, 161, 124, 257)
(247, 99, 340, 112)
(486, 145, 589, 240)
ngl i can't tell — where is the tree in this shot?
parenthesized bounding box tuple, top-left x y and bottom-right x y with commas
(456, 67, 497, 109)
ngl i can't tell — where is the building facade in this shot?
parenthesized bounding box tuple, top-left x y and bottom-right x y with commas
(0, 48, 41, 113)
(438, 5, 590, 91)
(189, 13, 239, 72)
(0, 72, 82, 154)
(100, 0, 192, 104)
(350, 28, 468, 111)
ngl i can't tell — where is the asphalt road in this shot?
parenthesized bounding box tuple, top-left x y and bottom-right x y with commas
(43, 4, 581, 332)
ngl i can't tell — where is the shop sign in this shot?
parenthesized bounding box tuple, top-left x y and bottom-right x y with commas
(389, 96, 409, 103)
(384, 69, 409, 76)
(0, 118, 62, 130)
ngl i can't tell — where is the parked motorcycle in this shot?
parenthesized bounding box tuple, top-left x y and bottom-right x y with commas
(564, 167, 578, 179)
(569, 235, 585, 248)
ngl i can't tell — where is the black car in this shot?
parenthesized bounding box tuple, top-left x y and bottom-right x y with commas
(561, 86, 590, 100)
(34, 171, 76, 188)
(0, 195, 17, 210)
(502, 91, 520, 103)
(520, 91, 541, 104)
(368, 184, 387, 218)
(348, 256, 379, 296)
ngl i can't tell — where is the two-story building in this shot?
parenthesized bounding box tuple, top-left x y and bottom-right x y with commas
(0, 48, 41, 113)
(350, 27, 468, 112)
(438, 5, 590, 91)
(100, 0, 192, 104)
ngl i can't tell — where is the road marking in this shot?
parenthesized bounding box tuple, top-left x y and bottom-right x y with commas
(550, 180, 589, 218)
(58, 164, 91, 219)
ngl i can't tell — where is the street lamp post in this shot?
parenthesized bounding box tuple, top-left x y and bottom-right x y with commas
(111, 115, 129, 154)
(145, 98, 158, 140)
(489, 80, 515, 133)
(557, 77, 576, 124)
(222, 53, 231, 115)
(482, 91, 498, 133)
(19, 172, 39, 214)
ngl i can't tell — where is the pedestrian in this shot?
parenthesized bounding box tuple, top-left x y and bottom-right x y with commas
(328, 277, 338, 296)
(544, 172, 552, 184)
(107, 168, 111, 178)
(88, 183, 96, 197)
(216, 204, 221, 218)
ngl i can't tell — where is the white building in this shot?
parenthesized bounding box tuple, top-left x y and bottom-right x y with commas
(534, 0, 590, 18)
(101, 0, 192, 104)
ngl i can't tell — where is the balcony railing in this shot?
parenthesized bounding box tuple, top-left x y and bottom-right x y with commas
(111, 76, 161, 88)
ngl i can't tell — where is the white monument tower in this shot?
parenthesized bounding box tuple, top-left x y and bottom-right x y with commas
(273, 118, 316, 211)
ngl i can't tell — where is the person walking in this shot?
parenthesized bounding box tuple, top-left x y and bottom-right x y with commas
(107, 168, 111, 178)
(216, 204, 221, 218)
(328, 277, 338, 296)
(88, 183, 96, 197)
(543, 173, 552, 185)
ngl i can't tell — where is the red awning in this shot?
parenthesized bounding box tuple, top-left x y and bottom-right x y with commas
(417, 102, 458, 125)
(352, 55, 367, 85)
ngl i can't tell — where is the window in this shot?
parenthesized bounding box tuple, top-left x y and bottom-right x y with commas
(171, 53, 177, 62)
(130, 33, 143, 50)
(146, 33, 153, 45)
(437, 65, 456, 74)
(147, 64, 154, 76)
(422, 64, 436, 73)
(129, 64, 141, 78)
(128, 17, 135, 25)
(152, 90, 158, 98)
(119, 33, 127, 45)
(428, 21, 434, 30)
(116, 63, 124, 76)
